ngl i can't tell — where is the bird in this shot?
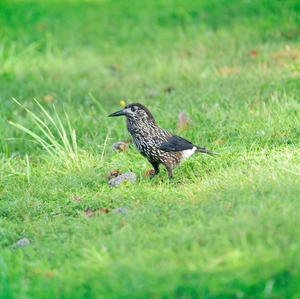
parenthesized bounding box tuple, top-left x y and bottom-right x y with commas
(108, 103, 214, 178)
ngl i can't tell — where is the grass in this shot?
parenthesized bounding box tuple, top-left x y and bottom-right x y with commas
(0, 0, 300, 298)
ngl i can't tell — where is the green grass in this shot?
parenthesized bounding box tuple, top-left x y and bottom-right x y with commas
(1, 0, 300, 298)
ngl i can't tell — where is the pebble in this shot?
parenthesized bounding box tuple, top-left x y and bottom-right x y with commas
(108, 172, 136, 187)
(113, 207, 128, 214)
(15, 238, 30, 248)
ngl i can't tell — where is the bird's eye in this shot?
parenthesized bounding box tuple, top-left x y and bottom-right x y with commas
(131, 106, 136, 112)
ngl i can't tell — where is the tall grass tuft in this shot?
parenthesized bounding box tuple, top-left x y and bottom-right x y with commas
(9, 98, 82, 169)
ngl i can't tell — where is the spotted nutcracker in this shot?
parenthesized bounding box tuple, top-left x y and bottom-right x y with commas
(109, 103, 214, 178)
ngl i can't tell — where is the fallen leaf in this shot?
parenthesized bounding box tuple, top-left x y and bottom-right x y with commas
(271, 46, 300, 65)
(144, 169, 155, 177)
(99, 207, 110, 214)
(213, 139, 225, 145)
(112, 141, 129, 152)
(217, 66, 239, 76)
(107, 169, 122, 180)
(45, 271, 55, 278)
(177, 112, 190, 130)
(248, 49, 259, 58)
(43, 95, 55, 103)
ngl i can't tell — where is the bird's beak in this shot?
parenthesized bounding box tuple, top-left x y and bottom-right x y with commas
(108, 109, 126, 117)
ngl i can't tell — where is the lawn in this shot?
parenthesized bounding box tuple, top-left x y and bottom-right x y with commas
(0, 0, 300, 298)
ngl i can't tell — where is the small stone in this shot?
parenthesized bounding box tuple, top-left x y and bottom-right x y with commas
(256, 130, 266, 136)
(108, 172, 136, 187)
(113, 207, 128, 214)
(15, 238, 30, 247)
(112, 141, 129, 152)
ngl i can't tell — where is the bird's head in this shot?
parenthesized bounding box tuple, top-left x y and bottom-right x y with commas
(108, 103, 155, 123)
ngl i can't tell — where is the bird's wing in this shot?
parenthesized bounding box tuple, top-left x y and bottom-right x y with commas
(159, 135, 194, 152)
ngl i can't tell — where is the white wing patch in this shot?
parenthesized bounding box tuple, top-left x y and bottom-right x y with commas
(181, 146, 197, 160)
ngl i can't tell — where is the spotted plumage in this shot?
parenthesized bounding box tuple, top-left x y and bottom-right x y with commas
(109, 103, 214, 178)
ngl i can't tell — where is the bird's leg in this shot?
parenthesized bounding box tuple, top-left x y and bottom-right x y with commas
(149, 161, 160, 178)
(164, 164, 173, 179)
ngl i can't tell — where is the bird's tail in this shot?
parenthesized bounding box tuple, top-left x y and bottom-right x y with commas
(196, 146, 216, 156)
